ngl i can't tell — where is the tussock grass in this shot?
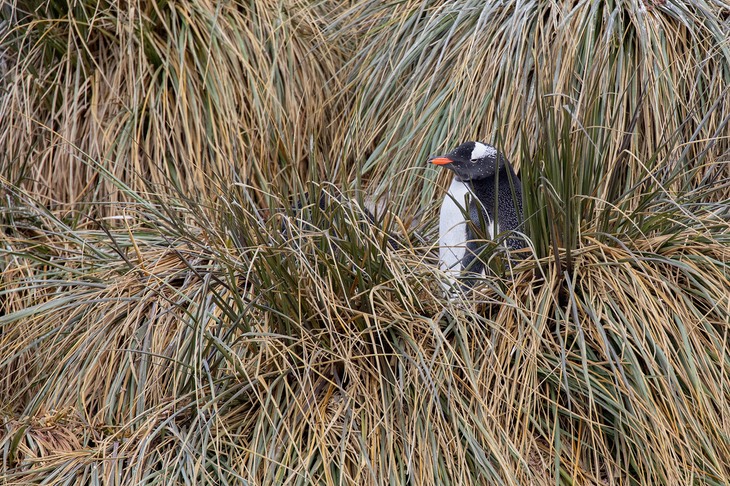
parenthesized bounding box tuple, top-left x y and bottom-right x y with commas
(1, 0, 346, 216)
(332, 0, 729, 216)
(2, 0, 730, 484)
(2, 169, 729, 483)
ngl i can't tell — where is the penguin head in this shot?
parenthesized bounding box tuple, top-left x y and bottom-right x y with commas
(429, 141, 503, 181)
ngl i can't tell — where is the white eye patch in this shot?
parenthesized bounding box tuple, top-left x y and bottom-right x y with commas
(470, 142, 496, 161)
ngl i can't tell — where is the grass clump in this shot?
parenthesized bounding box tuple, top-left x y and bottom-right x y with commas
(0, 0, 346, 216)
(2, 161, 729, 484)
(332, 0, 729, 216)
(1, 0, 730, 484)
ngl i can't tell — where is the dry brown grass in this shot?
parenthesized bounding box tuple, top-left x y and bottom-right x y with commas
(2, 178, 729, 483)
(2, 1, 730, 484)
(1, 0, 348, 216)
(331, 0, 729, 217)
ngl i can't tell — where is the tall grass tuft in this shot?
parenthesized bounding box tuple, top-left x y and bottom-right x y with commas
(2, 0, 730, 484)
(3, 151, 730, 483)
(332, 0, 729, 217)
(0, 0, 347, 217)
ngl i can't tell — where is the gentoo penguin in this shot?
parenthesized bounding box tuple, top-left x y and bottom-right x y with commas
(430, 141, 524, 285)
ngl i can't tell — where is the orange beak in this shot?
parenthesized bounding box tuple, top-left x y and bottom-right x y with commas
(430, 157, 453, 166)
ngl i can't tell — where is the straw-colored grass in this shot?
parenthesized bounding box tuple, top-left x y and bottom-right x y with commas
(2, 178, 729, 484)
(1, 0, 729, 484)
(1, 0, 347, 215)
(332, 0, 729, 217)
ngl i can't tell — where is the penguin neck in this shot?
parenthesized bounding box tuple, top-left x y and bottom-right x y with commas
(460, 173, 502, 220)
(461, 166, 515, 190)
(449, 177, 474, 197)
(454, 175, 488, 194)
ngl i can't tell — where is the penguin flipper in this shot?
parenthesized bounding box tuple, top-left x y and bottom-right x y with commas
(460, 231, 485, 288)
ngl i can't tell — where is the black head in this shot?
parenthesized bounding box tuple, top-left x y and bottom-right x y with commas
(429, 141, 505, 181)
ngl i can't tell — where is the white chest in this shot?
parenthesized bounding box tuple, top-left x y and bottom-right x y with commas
(439, 179, 470, 275)
(438, 179, 495, 280)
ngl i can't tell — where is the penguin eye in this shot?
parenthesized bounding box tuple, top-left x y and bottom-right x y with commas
(470, 159, 478, 163)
